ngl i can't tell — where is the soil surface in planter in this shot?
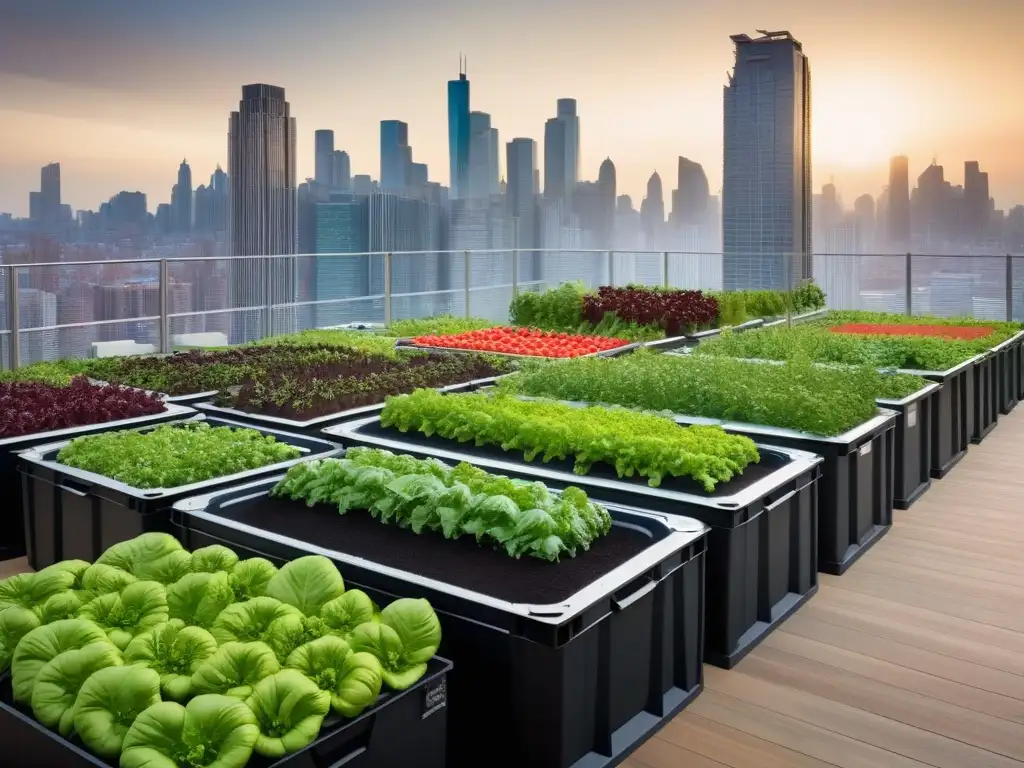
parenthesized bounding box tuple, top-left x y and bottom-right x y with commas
(219, 353, 509, 421)
(830, 323, 993, 341)
(361, 421, 788, 497)
(222, 497, 653, 604)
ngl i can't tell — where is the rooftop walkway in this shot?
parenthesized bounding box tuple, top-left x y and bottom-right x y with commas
(626, 404, 1024, 767)
(3, 408, 1023, 767)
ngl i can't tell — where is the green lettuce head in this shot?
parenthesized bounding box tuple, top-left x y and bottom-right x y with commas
(31, 641, 123, 736)
(36, 559, 91, 588)
(348, 599, 440, 691)
(244, 669, 331, 758)
(73, 664, 162, 758)
(78, 580, 169, 650)
(0, 569, 77, 614)
(0, 606, 41, 673)
(190, 545, 240, 574)
(190, 641, 280, 700)
(210, 597, 301, 646)
(97, 533, 190, 583)
(79, 562, 137, 598)
(265, 555, 345, 616)
(320, 590, 379, 639)
(120, 695, 260, 768)
(167, 571, 235, 629)
(263, 613, 329, 664)
(286, 635, 383, 718)
(11, 618, 109, 702)
(37, 590, 88, 624)
(124, 619, 219, 701)
(228, 558, 278, 602)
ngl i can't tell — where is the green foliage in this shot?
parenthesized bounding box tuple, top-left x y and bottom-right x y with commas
(272, 447, 612, 561)
(380, 388, 760, 491)
(0, 569, 77, 614)
(56, 423, 302, 489)
(228, 558, 278, 602)
(124, 620, 219, 701)
(96, 533, 186, 579)
(210, 597, 303, 646)
(190, 641, 281, 700)
(189, 545, 240, 574)
(244, 669, 331, 758)
(0, 360, 95, 387)
(166, 572, 235, 630)
(0, 607, 41, 673)
(348, 600, 441, 691)
(11, 618, 110, 702)
(385, 315, 499, 337)
(502, 351, 927, 436)
(250, 329, 402, 356)
(509, 282, 587, 328)
(120, 695, 260, 768)
(696, 325, 987, 371)
(285, 635, 384, 717)
(821, 310, 1023, 340)
(73, 665, 162, 758)
(265, 556, 347, 617)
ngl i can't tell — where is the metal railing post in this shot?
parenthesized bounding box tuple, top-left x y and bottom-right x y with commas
(662, 252, 669, 288)
(6, 266, 19, 369)
(383, 253, 392, 327)
(904, 252, 913, 316)
(260, 256, 272, 341)
(158, 259, 170, 354)
(1007, 254, 1014, 322)
(607, 251, 614, 286)
(511, 249, 519, 299)
(463, 251, 471, 319)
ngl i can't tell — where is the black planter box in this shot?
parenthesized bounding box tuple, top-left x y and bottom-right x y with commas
(969, 351, 999, 443)
(0, 402, 196, 565)
(17, 415, 342, 570)
(0, 657, 450, 768)
(900, 356, 979, 478)
(877, 383, 940, 509)
(174, 479, 708, 768)
(325, 415, 822, 670)
(191, 375, 503, 438)
(991, 330, 1024, 415)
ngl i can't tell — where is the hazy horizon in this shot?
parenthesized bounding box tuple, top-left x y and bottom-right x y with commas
(2, 0, 1023, 217)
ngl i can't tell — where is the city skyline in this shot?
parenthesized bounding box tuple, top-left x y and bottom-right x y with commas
(2, 0, 1023, 216)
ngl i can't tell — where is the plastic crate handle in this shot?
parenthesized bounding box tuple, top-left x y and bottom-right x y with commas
(309, 714, 375, 768)
(611, 577, 658, 612)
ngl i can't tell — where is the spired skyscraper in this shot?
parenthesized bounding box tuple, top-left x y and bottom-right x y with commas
(171, 159, 193, 233)
(722, 31, 812, 290)
(228, 84, 298, 342)
(447, 57, 471, 200)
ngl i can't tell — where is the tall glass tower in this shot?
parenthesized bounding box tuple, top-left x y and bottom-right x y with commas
(722, 31, 812, 290)
(447, 57, 471, 200)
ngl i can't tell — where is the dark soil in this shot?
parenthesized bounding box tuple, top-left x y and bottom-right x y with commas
(221, 496, 655, 604)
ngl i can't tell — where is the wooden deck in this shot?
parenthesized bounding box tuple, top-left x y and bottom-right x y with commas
(3, 410, 1023, 767)
(626, 404, 1024, 768)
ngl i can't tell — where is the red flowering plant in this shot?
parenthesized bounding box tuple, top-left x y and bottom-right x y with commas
(581, 286, 719, 337)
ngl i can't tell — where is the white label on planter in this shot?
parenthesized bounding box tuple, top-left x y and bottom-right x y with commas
(859, 442, 872, 457)
(423, 678, 447, 719)
(907, 404, 917, 428)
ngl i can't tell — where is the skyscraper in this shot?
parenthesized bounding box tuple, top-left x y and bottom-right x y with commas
(380, 120, 410, 192)
(332, 150, 351, 191)
(640, 171, 665, 249)
(228, 84, 298, 341)
(506, 138, 539, 277)
(722, 31, 812, 290)
(39, 162, 61, 229)
(671, 157, 710, 226)
(447, 59, 471, 199)
(888, 155, 911, 248)
(171, 159, 192, 233)
(964, 161, 990, 244)
(596, 158, 617, 249)
(543, 99, 580, 206)
(315, 130, 335, 186)
(468, 111, 499, 199)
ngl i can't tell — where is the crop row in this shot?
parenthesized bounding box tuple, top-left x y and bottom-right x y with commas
(0, 534, 442, 765)
(502, 351, 927, 437)
(380, 388, 760, 491)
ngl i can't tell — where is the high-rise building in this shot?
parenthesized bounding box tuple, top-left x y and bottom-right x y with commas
(506, 138, 540, 279)
(964, 161, 990, 244)
(888, 155, 911, 248)
(39, 163, 61, 230)
(853, 194, 876, 253)
(315, 130, 335, 186)
(722, 31, 812, 290)
(447, 60, 471, 199)
(671, 157, 710, 226)
(332, 150, 351, 191)
(409, 162, 429, 189)
(640, 171, 665, 249)
(228, 84, 298, 342)
(468, 111, 499, 199)
(596, 158, 617, 250)
(543, 99, 580, 206)
(380, 120, 410, 192)
(171, 159, 193, 233)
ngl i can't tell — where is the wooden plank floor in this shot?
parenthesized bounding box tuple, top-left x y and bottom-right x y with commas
(626, 404, 1024, 768)
(4, 409, 1024, 767)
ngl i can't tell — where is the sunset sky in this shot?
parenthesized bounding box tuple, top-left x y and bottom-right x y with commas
(1, 0, 1022, 217)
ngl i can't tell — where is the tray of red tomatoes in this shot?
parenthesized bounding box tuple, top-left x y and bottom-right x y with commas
(397, 326, 640, 359)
